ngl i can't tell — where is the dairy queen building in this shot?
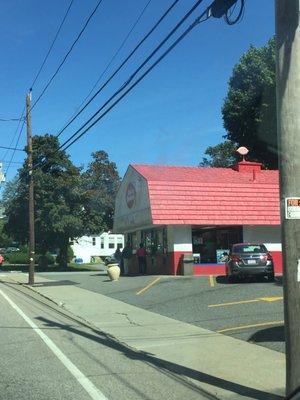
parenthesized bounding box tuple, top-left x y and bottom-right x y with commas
(113, 161, 282, 276)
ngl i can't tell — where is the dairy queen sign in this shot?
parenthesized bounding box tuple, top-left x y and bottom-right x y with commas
(126, 182, 136, 209)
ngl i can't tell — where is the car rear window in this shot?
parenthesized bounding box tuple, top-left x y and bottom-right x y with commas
(232, 244, 267, 253)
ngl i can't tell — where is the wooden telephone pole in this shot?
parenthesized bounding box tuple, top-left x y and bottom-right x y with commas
(275, 0, 300, 396)
(26, 91, 35, 285)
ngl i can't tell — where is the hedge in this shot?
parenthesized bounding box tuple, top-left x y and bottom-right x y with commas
(6, 252, 55, 266)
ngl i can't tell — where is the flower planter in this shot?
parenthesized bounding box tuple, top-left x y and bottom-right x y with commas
(107, 263, 120, 281)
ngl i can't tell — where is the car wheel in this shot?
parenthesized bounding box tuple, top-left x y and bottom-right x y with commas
(228, 274, 236, 283)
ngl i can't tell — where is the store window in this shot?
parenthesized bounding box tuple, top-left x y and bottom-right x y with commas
(192, 226, 242, 263)
(141, 227, 167, 255)
(127, 232, 139, 252)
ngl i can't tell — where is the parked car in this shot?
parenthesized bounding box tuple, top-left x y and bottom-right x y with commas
(6, 247, 20, 253)
(226, 243, 275, 282)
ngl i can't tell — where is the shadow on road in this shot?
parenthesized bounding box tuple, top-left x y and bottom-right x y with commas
(249, 326, 285, 343)
(33, 280, 79, 287)
(36, 316, 283, 400)
(216, 276, 281, 285)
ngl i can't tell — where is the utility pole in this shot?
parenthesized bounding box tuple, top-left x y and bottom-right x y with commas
(26, 91, 35, 285)
(275, 1, 300, 396)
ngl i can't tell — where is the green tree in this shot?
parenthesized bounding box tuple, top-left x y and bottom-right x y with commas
(199, 140, 238, 167)
(0, 219, 12, 248)
(83, 150, 120, 230)
(222, 38, 277, 168)
(4, 135, 98, 266)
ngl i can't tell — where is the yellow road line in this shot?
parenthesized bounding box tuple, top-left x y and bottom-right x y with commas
(209, 296, 283, 308)
(209, 275, 215, 287)
(259, 296, 283, 302)
(209, 299, 260, 308)
(218, 320, 284, 334)
(136, 277, 161, 295)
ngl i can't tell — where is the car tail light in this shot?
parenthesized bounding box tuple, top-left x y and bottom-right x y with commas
(260, 253, 273, 262)
(231, 255, 242, 263)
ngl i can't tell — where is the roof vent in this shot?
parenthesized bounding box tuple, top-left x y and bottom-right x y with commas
(232, 160, 262, 173)
(232, 146, 262, 173)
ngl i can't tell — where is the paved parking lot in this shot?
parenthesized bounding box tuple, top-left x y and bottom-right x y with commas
(40, 271, 285, 353)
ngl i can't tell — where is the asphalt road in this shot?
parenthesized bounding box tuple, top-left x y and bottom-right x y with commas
(40, 271, 285, 353)
(0, 280, 215, 400)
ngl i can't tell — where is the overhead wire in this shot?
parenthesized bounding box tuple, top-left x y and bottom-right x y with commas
(30, 0, 75, 89)
(62, 0, 153, 132)
(0, 145, 25, 152)
(224, 0, 245, 25)
(56, 0, 180, 138)
(60, 4, 211, 151)
(4, 120, 26, 177)
(3, 0, 75, 179)
(30, 0, 105, 113)
(0, 160, 23, 165)
(0, 117, 24, 122)
(2, 106, 26, 180)
(59, 0, 207, 150)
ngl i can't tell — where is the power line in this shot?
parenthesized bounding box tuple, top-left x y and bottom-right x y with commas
(3, 1, 75, 178)
(64, 0, 153, 128)
(0, 145, 24, 152)
(30, 0, 104, 112)
(60, 0, 206, 150)
(56, 0, 180, 137)
(5, 120, 26, 177)
(61, 5, 211, 151)
(0, 160, 23, 165)
(0, 117, 24, 122)
(30, 0, 75, 89)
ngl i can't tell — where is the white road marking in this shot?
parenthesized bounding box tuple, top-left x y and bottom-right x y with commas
(0, 287, 108, 400)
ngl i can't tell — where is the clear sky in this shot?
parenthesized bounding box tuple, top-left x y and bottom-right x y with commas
(0, 0, 275, 186)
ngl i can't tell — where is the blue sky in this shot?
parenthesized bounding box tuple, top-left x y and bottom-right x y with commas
(0, 0, 275, 185)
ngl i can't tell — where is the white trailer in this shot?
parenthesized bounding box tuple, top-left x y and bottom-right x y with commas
(71, 232, 124, 263)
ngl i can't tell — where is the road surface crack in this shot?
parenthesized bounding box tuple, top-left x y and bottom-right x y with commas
(116, 312, 141, 326)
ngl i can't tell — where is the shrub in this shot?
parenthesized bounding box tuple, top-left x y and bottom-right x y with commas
(7, 252, 29, 264)
(68, 246, 74, 262)
(7, 251, 55, 266)
(37, 252, 55, 267)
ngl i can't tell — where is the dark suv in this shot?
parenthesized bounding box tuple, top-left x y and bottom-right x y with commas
(226, 243, 275, 282)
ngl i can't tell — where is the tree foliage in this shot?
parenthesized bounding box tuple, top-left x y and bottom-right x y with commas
(199, 140, 238, 167)
(83, 150, 120, 230)
(222, 38, 277, 168)
(4, 135, 101, 265)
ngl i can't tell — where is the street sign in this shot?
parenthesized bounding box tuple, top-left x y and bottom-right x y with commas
(285, 197, 300, 219)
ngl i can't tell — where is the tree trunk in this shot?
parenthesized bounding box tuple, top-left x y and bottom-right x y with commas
(58, 238, 69, 268)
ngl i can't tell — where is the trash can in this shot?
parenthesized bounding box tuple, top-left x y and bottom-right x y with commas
(181, 254, 194, 276)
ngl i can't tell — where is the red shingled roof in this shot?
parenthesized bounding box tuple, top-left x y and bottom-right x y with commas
(131, 163, 280, 225)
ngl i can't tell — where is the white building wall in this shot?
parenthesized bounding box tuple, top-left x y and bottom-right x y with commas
(114, 166, 152, 232)
(167, 225, 192, 252)
(243, 226, 282, 251)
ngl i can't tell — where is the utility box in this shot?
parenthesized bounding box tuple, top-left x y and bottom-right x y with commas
(181, 254, 194, 276)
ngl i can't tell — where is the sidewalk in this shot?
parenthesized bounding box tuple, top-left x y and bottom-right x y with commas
(7, 273, 285, 400)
